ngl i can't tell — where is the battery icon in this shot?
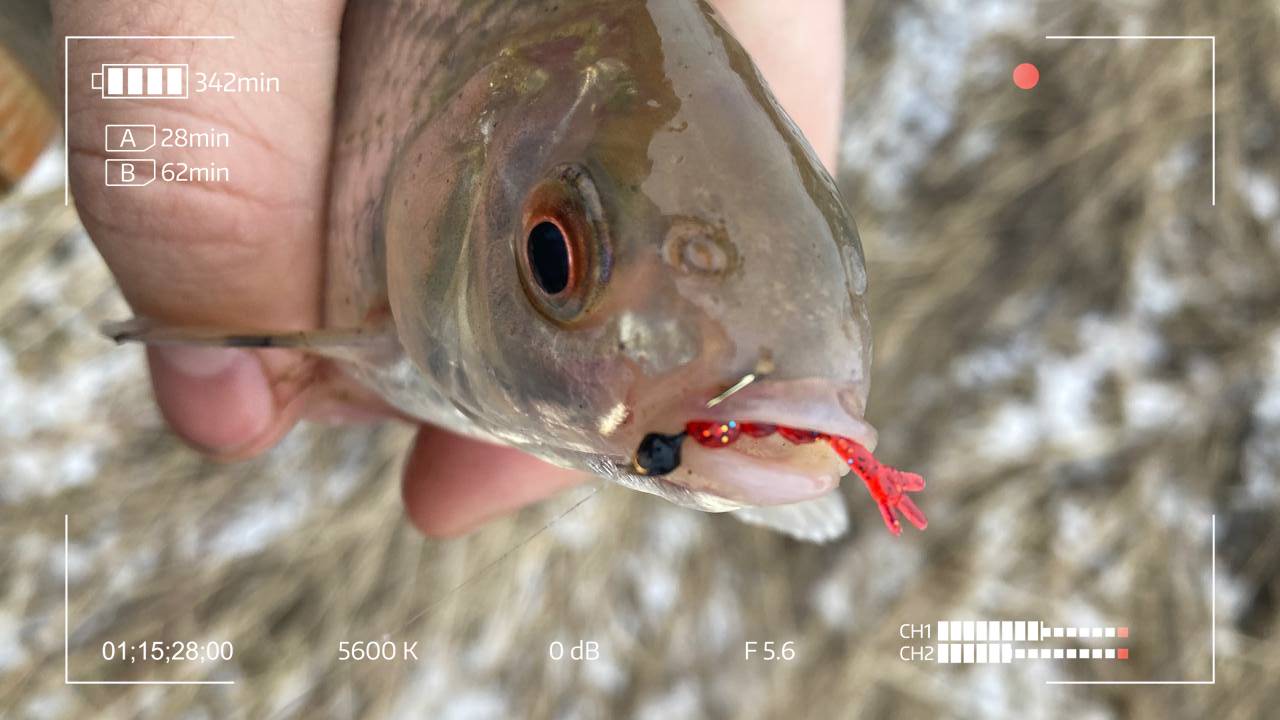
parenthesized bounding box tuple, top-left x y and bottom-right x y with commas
(90, 64, 188, 100)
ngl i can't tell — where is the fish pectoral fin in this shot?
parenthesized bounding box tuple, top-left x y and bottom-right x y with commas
(731, 491, 849, 543)
(101, 317, 399, 363)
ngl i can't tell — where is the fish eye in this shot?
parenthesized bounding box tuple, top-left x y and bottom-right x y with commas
(517, 164, 611, 325)
(526, 220, 572, 295)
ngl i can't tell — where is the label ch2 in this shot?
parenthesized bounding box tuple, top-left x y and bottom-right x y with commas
(899, 623, 934, 662)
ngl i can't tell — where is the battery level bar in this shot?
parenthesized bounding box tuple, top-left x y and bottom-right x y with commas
(90, 64, 188, 99)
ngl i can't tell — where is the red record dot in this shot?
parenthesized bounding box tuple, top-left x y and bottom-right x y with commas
(1013, 63, 1039, 90)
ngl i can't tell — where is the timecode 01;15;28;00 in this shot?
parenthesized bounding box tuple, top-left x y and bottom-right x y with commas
(101, 640, 234, 664)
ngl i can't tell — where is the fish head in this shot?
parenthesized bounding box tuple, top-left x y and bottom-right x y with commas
(384, 1, 873, 510)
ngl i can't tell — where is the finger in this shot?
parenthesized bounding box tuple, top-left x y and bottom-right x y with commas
(710, 0, 845, 169)
(147, 346, 316, 459)
(53, 1, 345, 454)
(401, 427, 587, 538)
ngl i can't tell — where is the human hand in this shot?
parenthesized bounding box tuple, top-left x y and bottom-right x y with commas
(55, 0, 844, 537)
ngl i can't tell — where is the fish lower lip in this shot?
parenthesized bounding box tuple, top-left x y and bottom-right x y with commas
(680, 435, 843, 505)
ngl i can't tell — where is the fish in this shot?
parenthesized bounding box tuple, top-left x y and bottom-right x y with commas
(104, 0, 927, 543)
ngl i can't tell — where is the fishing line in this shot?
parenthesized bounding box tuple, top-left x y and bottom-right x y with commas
(397, 481, 603, 631)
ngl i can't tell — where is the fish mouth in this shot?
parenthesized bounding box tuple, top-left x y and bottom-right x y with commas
(648, 378, 879, 507)
(696, 377, 877, 450)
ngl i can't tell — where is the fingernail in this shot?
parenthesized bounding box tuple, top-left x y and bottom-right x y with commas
(156, 345, 244, 378)
(148, 346, 276, 454)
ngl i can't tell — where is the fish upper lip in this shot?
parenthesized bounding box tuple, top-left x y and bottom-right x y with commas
(690, 377, 878, 451)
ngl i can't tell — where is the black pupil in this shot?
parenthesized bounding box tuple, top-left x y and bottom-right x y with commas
(527, 221, 571, 295)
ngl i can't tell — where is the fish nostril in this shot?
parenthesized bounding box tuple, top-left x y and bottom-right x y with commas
(662, 217, 737, 277)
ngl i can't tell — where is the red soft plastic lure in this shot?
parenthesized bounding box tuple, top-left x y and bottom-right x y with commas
(685, 420, 928, 535)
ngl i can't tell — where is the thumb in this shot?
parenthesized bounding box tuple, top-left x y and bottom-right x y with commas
(55, 0, 345, 454)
